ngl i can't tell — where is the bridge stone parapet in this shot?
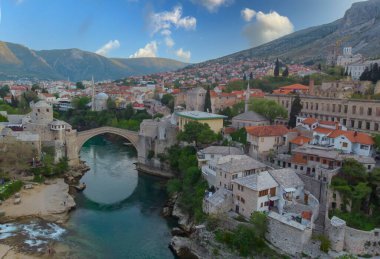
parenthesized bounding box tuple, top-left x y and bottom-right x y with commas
(76, 126, 139, 154)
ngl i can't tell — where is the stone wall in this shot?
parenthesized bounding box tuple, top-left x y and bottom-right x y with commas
(326, 216, 380, 256)
(266, 211, 312, 256)
(296, 173, 329, 228)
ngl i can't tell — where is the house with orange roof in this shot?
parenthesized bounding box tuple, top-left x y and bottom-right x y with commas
(246, 125, 289, 160)
(272, 84, 309, 95)
(327, 129, 374, 156)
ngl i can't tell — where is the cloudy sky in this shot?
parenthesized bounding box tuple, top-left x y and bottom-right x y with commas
(0, 0, 363, 63)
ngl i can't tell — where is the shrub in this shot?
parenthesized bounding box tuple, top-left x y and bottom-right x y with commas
(0, 180, 23, 200)
(313, 234, 331, 253)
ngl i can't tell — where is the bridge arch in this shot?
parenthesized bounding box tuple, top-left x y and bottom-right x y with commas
(76, 126, 139, 153)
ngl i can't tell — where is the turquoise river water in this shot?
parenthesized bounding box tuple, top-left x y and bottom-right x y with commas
(63, 135, 177, 258)
(0, 135, 177, 258)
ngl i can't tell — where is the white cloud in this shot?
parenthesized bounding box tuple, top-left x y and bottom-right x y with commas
(243, 11, 294, 47)
(129, 41, 158, 58)
(241, 8, 256, 22)
(149, 6, 196, 35)
(95, 40, 120, 56)
(160, 29, 172, 36)
(164, 36, 175, 48)
(191, 0, 233, 12)
(175, 48, 191, 62)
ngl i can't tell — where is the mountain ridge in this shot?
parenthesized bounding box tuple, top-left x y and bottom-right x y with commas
(0, 41, 188, 81)
(206, 0, 380, 64)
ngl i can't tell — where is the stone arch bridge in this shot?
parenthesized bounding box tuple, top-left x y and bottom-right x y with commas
(76, 126, 139, 153)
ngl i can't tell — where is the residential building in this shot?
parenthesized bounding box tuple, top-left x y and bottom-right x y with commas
(215, 155, 267, 191)
(231, 111, 269, 129)
(197, 146, 244, 187)
(246, 125, 289, 160)
(210, 91, 238, 113)
(232, 171, 278, 217)
(176, 111, 227, 133)
(266, 94, 380, 133)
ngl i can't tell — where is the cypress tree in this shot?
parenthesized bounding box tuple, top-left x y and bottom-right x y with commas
(288, 95, 303, 128)
(274, 58, 280, 77)
(204, 86, 212, 113)
(282, 66, 289, 77)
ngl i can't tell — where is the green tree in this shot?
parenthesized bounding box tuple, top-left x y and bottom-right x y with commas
(250, 212, 268, 238)
(274, 58, 280, 77)
(76, 81, 85, 89)
(204, 86, 212, 113)
(288, 95, 303, 128)
(230, 127, 247, 144)
(249, 98, 288, 124)
(282, 66, 289, 77)
(351, 182, 372, 212)
(72, 96, 90, 110)
(31, 84, 40, 92)
(107, 98, 116, 110)
(161, 94, 175, 112)
(341, 158, 367, 185)
(177, 121, 218, 147)
(0, 85, 10, 98)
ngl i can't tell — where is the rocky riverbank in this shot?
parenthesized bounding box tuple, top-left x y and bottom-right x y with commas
(164, 194, 243, 259)
(0, 163, 90, 258)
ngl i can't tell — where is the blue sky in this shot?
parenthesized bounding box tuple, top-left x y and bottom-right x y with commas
(0, 0, 363, 63)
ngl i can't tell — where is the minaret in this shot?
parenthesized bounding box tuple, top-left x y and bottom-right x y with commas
(244, 72, 252, 113)
(91, 76, 95, 111)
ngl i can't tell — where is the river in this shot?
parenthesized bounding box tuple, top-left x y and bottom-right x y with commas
(62, 135, 177, 258)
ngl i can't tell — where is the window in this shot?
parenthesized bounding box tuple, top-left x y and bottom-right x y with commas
(259, 189, 269, 197)
(310, 156, 314, 161)
(368, 165, 372, 170)
(224, 173, 226, 178)
(295, 165, 298, 169)
(315, 103, 319, 110)
(332, 104, 336, 112)
(260, 203, 263, 208)
(375, 123, 379, 131)
(344, 105, 348, 113)
(342, 142, 348, 148)
(232, 174, 238, 179)
(241, 198, 245, 204)
(264, 201, 269, 206)
(366, 122, 371, 130)
(322, 159, 327, 164)
(352, 105, 356, 114)
(300, 166, 303, 170)
(351, 120, 355, 128)
(358, 121, 362, 129)
(270, 187, 276, 196)
(46, 109, 49, 112)
(316, 157, 320, 162)
(368, 108, 372, 116)
(360, 107, 364, 115)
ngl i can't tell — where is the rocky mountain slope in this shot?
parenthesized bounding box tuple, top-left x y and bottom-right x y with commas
(218, 0, 380, 63)
(0, 41, 187, 81)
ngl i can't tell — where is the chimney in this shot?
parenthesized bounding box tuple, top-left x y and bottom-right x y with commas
(354, 131, 358, 137)
(309, 79, 315, 96)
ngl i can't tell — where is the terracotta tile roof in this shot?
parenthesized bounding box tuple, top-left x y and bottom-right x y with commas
(223, 127, 236, 134)
(327, 130, 374, 145)
(245, 125, 288, 137)
(314, 127, 334, 134)
(280, 84, 309, 90)
(302, 117, 318, 125)
(290, 136, 311, 146)
(319, 120, 337, 126)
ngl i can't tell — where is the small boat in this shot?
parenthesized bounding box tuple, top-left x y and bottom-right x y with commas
(74, 183, 86, 192)
(123, 142, 133, 146)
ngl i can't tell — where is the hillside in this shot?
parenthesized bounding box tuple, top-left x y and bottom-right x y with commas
(217, 0, 380, 63)
(0, 42, 188, 81)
